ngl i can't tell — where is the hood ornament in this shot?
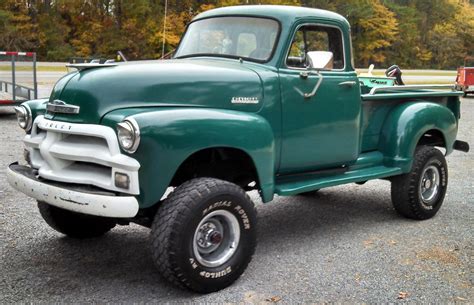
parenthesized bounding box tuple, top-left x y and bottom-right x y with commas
(46, 100, 80, 114)
(66, 62, 118, 71)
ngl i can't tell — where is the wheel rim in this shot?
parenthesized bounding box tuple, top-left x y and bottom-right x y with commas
(193, 209, 240, 268)
(419, 165, 440, 206)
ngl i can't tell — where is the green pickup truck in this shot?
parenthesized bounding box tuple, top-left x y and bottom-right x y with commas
(7, 5, 469, 293)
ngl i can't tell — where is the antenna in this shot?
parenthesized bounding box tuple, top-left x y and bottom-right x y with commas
(162, 0, 168, 59)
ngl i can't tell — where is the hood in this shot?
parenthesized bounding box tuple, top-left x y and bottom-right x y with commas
(47, 59, 264, 124)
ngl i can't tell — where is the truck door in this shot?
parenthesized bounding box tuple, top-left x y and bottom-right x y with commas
(278, 23, 361, 174)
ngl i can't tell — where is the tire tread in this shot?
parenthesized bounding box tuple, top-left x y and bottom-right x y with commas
(391, 146, 447, 220)
(38, 202, 115, 238)
(150, 178, 256, 292)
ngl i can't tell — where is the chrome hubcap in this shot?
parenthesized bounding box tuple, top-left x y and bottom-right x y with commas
(193, 209, 240, 268)
(419, 165, 440, 206)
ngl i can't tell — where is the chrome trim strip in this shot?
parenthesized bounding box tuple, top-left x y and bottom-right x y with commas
(369, 85, 456, 95)
(46, 100, 80, 114)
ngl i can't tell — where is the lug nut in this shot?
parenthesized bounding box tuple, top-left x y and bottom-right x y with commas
(210, 231, 222, 244)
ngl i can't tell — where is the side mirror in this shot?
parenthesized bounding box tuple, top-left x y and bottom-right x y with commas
(307, 51, 334, 70)
(299, 51, 334, 99)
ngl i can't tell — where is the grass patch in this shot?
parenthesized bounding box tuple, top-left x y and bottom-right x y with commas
(0, 66, 68, 72)
(401, 71, 457, 76)
(404, 80, 455, 85)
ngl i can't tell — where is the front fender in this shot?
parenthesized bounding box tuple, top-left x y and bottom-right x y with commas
(103, 108, 275, 208)
(22, 98, 49, 120)
(379, 102, 458, 171)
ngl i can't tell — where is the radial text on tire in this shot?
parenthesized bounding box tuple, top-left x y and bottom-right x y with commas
(150, 178, 257, 293)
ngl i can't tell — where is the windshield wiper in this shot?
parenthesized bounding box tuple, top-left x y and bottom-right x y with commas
(175, 53, 263, 63)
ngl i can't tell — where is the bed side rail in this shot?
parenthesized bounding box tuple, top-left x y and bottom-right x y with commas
(369, 84, 456, 95)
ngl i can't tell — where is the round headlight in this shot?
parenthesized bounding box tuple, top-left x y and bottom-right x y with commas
(14, 105, 32, 131)
(117, 118, 140, 153)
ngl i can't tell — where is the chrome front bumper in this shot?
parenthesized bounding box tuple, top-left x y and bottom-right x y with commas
(7, 163, 139, 218)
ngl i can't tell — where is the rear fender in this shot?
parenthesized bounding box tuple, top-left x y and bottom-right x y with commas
(379, 102, 457, 172)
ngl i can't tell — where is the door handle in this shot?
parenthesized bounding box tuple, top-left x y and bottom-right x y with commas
(338, 81, 357, 87)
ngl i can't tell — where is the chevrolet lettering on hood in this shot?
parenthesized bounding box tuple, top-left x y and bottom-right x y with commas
(231, 97, 259, 104)
(46, 100, 80, 114)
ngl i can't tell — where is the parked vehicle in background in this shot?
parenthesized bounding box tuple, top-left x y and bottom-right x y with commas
(456, 65, 474, 97)
(6, 5, 470, 293)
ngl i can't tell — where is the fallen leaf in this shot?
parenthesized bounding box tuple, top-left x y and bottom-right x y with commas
(244, 292, 253, 300)
(363, 239, 374, 247)
(355, 273, 361, 282)
(456, 296, 467, 301)
(398, 292, 408, 299)
(416, 247, 460, 265)
(266, 296, 282, 303)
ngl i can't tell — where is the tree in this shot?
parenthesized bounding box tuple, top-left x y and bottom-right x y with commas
(0, 0, 37, 51)
(348, 0, 398, 67)
(303, 0, 398, 67)
(385, 1, 430, 68)
(0, 0, 472, 68)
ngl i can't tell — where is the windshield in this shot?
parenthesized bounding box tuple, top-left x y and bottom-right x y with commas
(175, 17, 280, 62)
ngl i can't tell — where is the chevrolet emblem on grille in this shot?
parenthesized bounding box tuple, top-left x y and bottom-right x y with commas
(46, 100, 80, 114)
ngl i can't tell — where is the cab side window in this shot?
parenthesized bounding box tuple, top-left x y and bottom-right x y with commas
(286, 25, 344, 70)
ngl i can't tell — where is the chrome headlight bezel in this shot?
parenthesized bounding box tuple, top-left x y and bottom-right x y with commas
(14, 104, 32, 131)
(117, 118, 140, 153)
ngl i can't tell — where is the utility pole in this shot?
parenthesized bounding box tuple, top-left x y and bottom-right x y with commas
(162, 0, 168, 59)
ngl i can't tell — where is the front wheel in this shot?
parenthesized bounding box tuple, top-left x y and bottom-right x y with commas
(150, 178, 257, 293)
(38, 201, 116, 238)
(391, 146, 448, 220)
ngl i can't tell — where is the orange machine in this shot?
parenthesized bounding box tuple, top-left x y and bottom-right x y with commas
(456, 62, 474, 97)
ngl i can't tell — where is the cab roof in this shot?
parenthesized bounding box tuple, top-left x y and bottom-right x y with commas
(194, 5, 349, 26)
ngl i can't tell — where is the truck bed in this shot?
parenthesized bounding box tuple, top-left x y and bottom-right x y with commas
(360, 84, 462, 153)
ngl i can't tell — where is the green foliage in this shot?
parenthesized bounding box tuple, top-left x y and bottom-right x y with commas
(345, 0, 399, 66)
(0, 0, 37, 51)
(385, 0, 473, 68)
(0, 0, 472, 69)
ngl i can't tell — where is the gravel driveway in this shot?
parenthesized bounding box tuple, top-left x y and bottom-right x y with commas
(1, 98, 472, 303)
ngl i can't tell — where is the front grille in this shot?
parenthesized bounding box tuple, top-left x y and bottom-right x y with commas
(23, 116, 140, 195)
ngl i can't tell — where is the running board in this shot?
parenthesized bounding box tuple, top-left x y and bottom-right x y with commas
(275, 166, 403, 196)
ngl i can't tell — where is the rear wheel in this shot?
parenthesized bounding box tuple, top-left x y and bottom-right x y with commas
(38, 201, 116, 238)
(391, 146, 448, 220)
(150, 178, 257, 293)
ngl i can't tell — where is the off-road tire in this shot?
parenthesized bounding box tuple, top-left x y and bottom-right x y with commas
(391, 146, 448, 220)
(150, 178, 257, 293)
(38, 201, 116, 238)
